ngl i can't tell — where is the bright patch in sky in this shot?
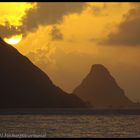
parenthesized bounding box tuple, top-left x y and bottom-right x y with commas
(4, 34, 22, 45)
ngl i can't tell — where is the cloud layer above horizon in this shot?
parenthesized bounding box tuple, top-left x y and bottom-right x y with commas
(0, 2, 86, 38)
(102, 4, 140, 46)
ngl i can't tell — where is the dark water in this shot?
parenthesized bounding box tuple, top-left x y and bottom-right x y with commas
(0, 115, 140, 138)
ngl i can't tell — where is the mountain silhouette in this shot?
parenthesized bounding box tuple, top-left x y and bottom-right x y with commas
(73, 64, 134, 108)
(0, 38, 86, 108)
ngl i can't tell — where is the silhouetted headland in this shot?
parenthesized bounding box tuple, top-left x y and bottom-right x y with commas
(0, 37, 139, 114)
(73, 64, 140, 109)
(0, 37, 86, 108)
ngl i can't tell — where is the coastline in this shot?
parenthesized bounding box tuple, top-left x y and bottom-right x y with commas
(0, 108, 140, 115)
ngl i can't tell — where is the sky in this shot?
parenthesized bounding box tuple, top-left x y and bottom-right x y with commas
(0, 2, 140, 102)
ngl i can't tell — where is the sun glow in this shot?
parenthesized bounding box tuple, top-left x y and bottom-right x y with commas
(4, 34, 22, 45)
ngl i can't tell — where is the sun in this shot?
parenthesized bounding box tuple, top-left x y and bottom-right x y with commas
(4, 34, 22, 45)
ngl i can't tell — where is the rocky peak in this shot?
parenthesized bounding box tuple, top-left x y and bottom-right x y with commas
(73, 64, 133, 108)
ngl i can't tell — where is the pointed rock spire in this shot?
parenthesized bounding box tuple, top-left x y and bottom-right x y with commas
(73, 64, 133, 108)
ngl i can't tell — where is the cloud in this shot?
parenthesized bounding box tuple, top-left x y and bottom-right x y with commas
(26, 45, 54, 70)
(90, 3, 108, 16)
(0, 2, 86, 38)
(101, 5, 140, 46)
(0, 21, 21, 38)
(22, 2, 86, 32)
(50, 26, 63, 41)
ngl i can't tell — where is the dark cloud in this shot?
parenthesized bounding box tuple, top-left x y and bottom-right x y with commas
(0, 21, 21, 38)
(50, 26, 63, 41)
(21, 2, 86, 33)
(101, 5, 140, 46)
(0, 2, 86, 38)
(91, 4, 108, 16)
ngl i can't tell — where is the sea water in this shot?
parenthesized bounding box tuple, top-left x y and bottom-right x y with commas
(0, 115, 139, 138)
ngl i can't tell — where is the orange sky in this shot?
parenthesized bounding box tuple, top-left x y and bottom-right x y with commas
(0, 2, 140, 102)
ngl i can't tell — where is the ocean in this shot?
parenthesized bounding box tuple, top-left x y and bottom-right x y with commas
(0, 114, 140, 138)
